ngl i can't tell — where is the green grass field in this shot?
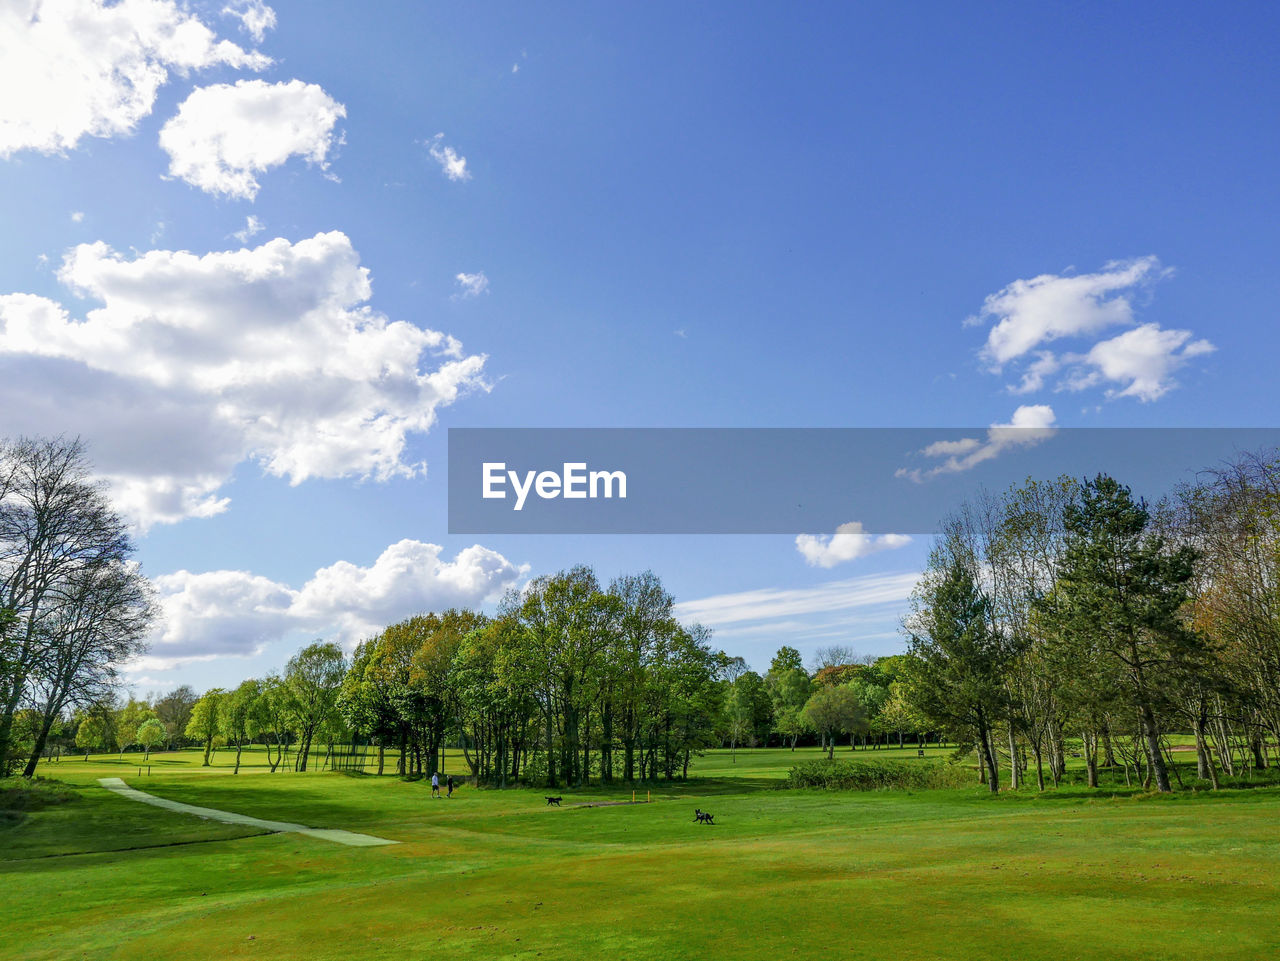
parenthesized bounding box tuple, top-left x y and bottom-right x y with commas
(3, 746, 1279, 960)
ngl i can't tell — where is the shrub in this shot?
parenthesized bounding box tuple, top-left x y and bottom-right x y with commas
(785, 758, 968, 791)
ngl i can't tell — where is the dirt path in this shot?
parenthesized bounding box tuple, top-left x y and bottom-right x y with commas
(97, 777, 398, 847)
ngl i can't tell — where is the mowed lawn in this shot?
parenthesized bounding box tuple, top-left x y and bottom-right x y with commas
(3, 748, 1279, 961)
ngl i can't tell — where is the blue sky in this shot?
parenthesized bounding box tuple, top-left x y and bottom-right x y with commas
(0, 1, 1276, 694)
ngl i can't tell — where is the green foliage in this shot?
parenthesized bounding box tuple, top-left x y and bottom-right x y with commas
(185, 689, 225, 766)
(785, 758, 969, 791)
(801, 684, 866, 759)
(136, 718, 166, 759)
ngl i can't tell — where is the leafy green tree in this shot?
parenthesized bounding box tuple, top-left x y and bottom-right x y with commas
(256, 674, 292, 772)
(75, 714, 109, 757)
(725, 670, 772, 757)
(905, 529, 1011, 792)
(116, 699, 156, 755)
(222, 679, 262, 774)
(766, 663, 813, 749)
(185, 689, 225, 767)
(1042, 475, 1206, 793)
(136, 718, 165, 760)
(284, 642, 346, 772)
(802, 685, 866, 760)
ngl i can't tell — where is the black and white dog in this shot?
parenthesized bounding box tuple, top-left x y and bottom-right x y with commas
(545, 796, 563, 806)
(693, 808, 714, 825)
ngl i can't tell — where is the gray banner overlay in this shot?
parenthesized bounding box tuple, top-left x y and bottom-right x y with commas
(448, 428, 1280, 535)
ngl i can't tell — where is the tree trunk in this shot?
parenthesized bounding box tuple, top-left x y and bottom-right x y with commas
(978, 718, 999, 793)
(22, 707, 59, 777)
(1008, 727, 1020, 790)
(1194, 713, 1212, 781)
(233, 740, 243, 774)
(1084, 730, 1098, 788)
(1140, 705, 1171, 793)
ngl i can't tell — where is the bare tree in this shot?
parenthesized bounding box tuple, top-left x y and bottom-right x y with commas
(0, 437, 143, 774)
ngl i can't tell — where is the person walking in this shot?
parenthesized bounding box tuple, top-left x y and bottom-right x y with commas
(446, 774, 455, 798)
(431, 771, 440, 797)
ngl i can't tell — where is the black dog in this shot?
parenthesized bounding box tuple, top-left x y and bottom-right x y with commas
(545, 796, 562, 806)
(694, 808, 714, 825)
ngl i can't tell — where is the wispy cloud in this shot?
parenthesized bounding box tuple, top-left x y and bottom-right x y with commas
(232, 214, 265, 243)
(896, 404, 1056, 482)
(675, 570, 919, 627)
(426, 133, 471, 182)
(453, 271, 489, 299)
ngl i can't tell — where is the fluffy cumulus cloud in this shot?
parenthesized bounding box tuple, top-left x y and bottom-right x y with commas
(426, 133, 470, 182)
(968, 257, 1214, 404)
(0, 0, 268, 157)
(1066, 323, 1216, 402)
(0, 231, 488, 528)
(160, 79, 345, 199)
(795, 521, 910, 569)
(135, 540, 527, 670)
(897, 404, 1057, 482)
(971, 257, 1166, 367)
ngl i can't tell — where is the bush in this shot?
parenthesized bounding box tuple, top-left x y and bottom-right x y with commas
(785, 758, 969, 791)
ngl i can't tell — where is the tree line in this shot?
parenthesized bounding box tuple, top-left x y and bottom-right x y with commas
(903, 454, 1280, 793)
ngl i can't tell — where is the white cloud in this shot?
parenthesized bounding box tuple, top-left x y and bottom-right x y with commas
(0, 231, 488, 529)
(795, 521, 911, 568)
(232, 214, 264, 243)
(136, 540, 526, 669)
(1064, 323, 1216, 402)
(972, 257, 1167, 367)
(897, 404, 1057, 482)
(675, 571, 920, 627)
(1008, 350, 1060, 395)
(159, 79, 346, 199)
(426, 133, 471, 182)
(0, 0, 268, 157)
(70, 210, 84, 223)
(453, 271, 489, 299)
(221, 0, 276, 43)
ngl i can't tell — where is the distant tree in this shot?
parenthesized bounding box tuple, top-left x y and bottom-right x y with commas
(154, 685, 198, 748)
(769, 646, 805, 676)
(725, 670, 772, 759)
(812, 663, 863, 688)
(116, 699, 156, 756)
(255, 674, 292, 772)
(222, 679, 262, 774)
(904, 528, 1011, 793)
(284, 642, 346, 772)
(1041, 475, 1207, 793)
(75, 714, 109, 758)
(802, 685, 866, 760)
(766, 665, 813, 749)
(809, 645, 863, 673)
(136, 718, 165, 761)
(185, 689, 225, 767)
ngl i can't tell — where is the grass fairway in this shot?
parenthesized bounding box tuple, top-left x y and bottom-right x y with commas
(3, 749, 1279, 960)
